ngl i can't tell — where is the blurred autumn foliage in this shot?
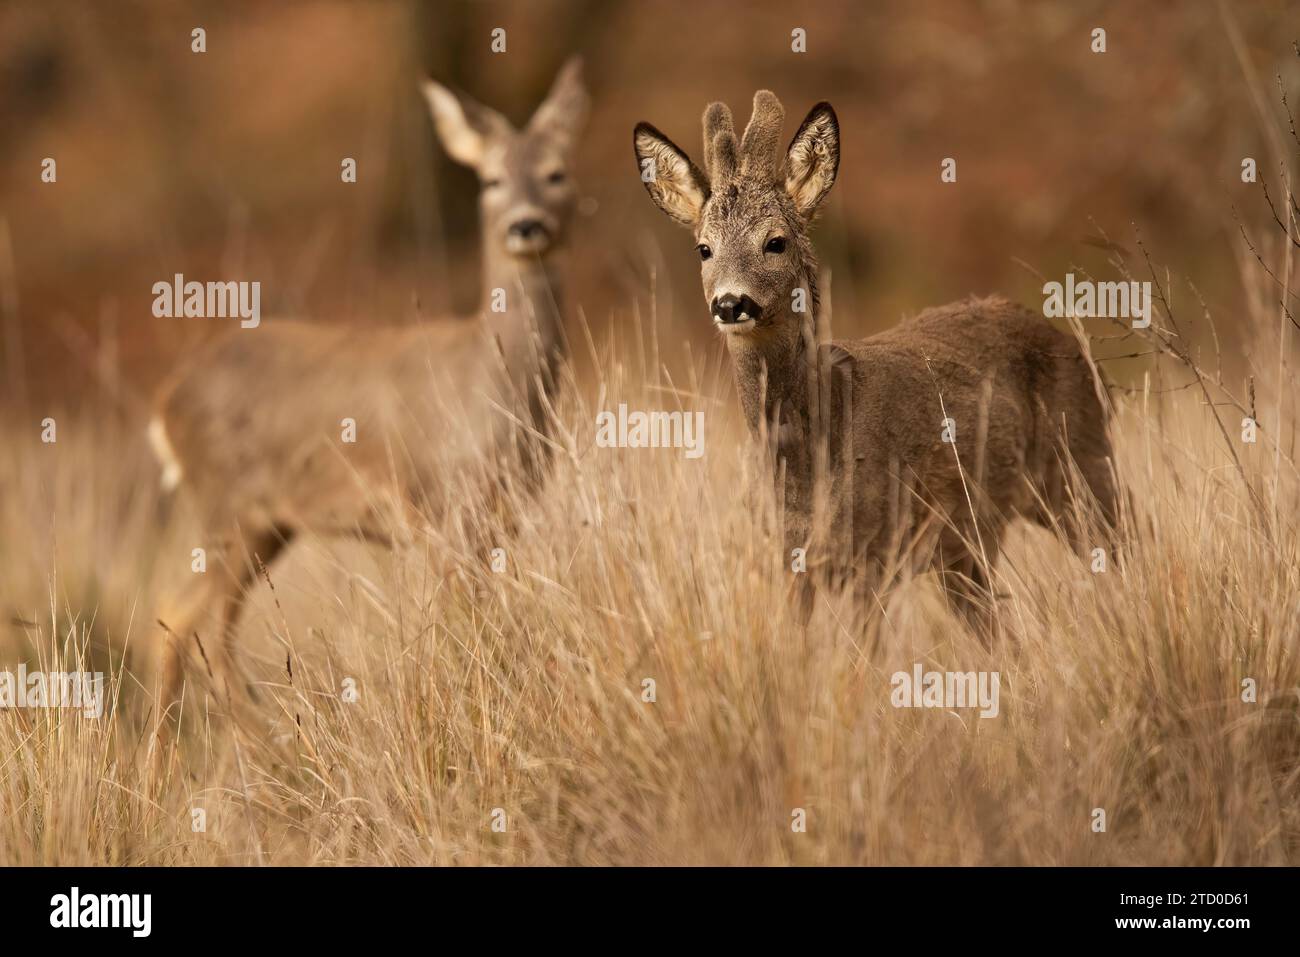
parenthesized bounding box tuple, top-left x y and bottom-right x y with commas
(1, 0, 1296, 409)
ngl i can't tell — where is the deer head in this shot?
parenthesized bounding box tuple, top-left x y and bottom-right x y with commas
(633, 91, 839, 346)
(423, 57, 589, 258)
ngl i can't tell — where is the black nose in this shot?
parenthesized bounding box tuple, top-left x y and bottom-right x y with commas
(712, 294, 761, 324)
(508, 219, 548, 239)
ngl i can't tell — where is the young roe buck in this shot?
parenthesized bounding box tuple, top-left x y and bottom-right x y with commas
(150, 59, 588, 733)
(633, 91, 1119, 631)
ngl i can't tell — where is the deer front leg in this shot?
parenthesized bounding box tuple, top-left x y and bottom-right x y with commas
(782, 511, 817, 627)
(934, 527, 1003, 647)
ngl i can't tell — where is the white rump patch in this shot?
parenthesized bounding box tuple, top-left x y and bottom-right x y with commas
(147, 415, 183, 492)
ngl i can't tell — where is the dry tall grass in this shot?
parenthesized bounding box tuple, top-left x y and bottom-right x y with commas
(1, 262, 1297, 866)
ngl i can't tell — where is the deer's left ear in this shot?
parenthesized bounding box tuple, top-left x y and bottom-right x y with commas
(527, 56, 589, 152)
(784, 102, 839, 217)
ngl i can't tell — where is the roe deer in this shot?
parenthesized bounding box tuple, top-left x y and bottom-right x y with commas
(633, 91, 1118, 632)
(150, 59, 588, 739)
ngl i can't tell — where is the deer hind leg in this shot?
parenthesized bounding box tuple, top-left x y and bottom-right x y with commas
(156, 572, 218, 738)
(154, 525, 292, 740)
(209, 525, 293, 713)
(153, 553, 235, 772)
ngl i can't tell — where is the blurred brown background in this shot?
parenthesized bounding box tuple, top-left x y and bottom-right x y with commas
(1, 0, 1296, 413)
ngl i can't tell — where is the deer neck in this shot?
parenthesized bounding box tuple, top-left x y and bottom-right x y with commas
(478, 235, 567, 407)
(724, 270, 818, 439)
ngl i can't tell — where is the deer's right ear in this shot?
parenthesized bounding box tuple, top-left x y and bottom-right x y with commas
(633, 122, 709, 228)
(421, 79, 511, 170)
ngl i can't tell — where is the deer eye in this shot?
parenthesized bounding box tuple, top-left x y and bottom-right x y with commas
(764, 236, 787, 254)
(545, 170, 567, 184)
(482, 178, 503, 189)
(697, 244, 712, 261)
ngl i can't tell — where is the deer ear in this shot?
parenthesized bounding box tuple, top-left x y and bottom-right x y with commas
(633, 122, 709, 228)
(421, 79, 512, 170)
(528, 56, 589, 152)
(785, 102, 839, 217)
